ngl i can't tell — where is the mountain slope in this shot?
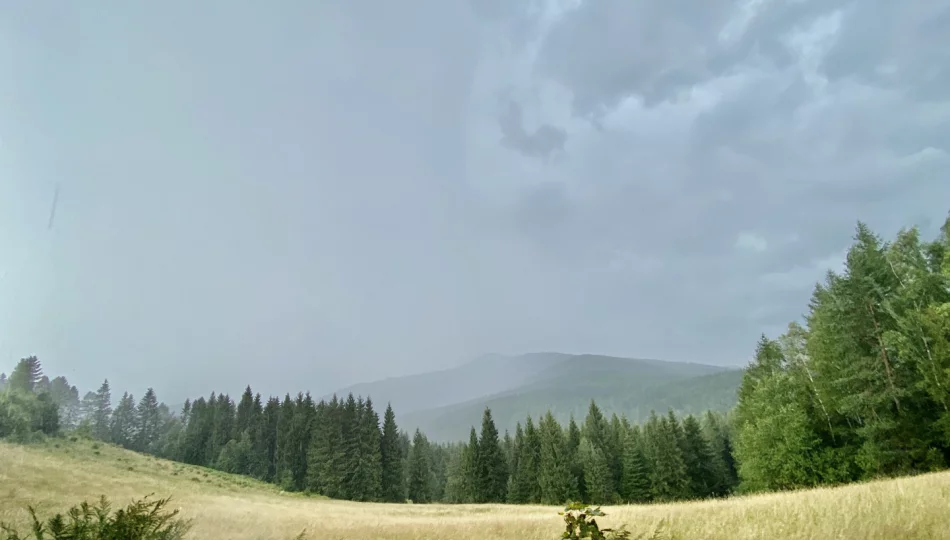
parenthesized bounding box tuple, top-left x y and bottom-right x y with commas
(325, 352, 572, 414)
(331, 352, 744, 442)
(403, 367, 743, 442)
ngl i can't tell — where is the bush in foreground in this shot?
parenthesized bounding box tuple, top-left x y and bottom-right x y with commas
(0, 495, 190, 540)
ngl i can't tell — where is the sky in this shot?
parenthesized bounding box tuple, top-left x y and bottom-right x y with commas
(1, 0, 948, 403)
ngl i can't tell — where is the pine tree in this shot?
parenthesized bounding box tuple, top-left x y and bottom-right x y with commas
(135, 388, 161, 452)
(110, 392, 137, 449)
(508, 416, 540, 503)
(235, 385, 255, 436)
(538, 411, 574, 504)
(307, 396, 346, 497)
(566, 415, 584, 502)
(408, 429, 431, 503)
(275, 394, 295, 487)
(380, 403, 405, 502)
(8, 356, 43, 393)
(92, 380, 112, 442)
(461, 427, 480, 503)
(581, 438, 613, 504)
(621, 426, 651, 503)
(680, 415, 716, 499)
(352, 397, 383, 501)
(475, 408, 508, 503)
(643, 411, 688, 501)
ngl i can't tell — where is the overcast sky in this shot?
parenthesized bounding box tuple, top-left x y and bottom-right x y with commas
(1, 0, 948, 403)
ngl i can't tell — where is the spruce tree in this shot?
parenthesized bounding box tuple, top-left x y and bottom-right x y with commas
(92, 380, 112, 442)
(508, 416, 540, 503)
(566, 415, 585, 502)
(538, 411, 574, 504)
(353, 397, 383, 501)
(621, 426, 651, 503)
(275, 394, 295, 487)
(476, 408, 508, 503)
(135, 388, 161, 452)
(307, 396, 346, 497)
(408, 429, 431, 503)
(461, 427, 480, 503)
(581, 438, 613, 504)
(8, 356, 42, 393)
(506, 423, 523, 503)
(380, 403, 406, 502)
(235, 385, 255, 436)
(681, 415, 717, 499)
(254, 397, 279, 481)
(110, 392, 137, 449)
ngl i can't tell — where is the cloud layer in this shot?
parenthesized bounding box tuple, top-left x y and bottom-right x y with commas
(1, 0, 947, 401)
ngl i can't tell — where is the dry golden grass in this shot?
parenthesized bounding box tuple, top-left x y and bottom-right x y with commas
(2, 439, 949, 539)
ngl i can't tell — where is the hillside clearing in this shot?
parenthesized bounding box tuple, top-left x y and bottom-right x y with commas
(1, 439, 948, 540)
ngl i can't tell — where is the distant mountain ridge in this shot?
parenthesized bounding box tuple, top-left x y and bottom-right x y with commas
(328, 352, 744, 442)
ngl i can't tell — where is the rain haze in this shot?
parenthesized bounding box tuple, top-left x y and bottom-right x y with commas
(1, 0, 948, 403)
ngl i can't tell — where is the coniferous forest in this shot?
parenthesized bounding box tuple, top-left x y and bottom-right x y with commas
(2, 214, 949, 506)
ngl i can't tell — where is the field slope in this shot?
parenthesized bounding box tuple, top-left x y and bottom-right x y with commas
(2, 439, 949, 539)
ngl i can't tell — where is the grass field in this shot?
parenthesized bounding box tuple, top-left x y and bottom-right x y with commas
(2, 439, 949, 539)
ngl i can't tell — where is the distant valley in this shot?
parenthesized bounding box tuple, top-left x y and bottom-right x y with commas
(328, 352, 744, 442)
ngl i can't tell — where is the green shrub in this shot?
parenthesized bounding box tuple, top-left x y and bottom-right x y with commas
(559, 502, 630, 540)
(0, 495, 191, 540)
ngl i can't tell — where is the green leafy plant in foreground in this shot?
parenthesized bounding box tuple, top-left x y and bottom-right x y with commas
(559, 502, 631, 540)
(0, 495, 191, 540)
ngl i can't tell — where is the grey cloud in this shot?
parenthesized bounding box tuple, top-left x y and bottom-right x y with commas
(1, 0, 948, 402)
(499, 100, 567, 158)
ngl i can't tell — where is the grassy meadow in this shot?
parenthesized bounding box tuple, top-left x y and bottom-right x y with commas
(1, 439, 949, 540)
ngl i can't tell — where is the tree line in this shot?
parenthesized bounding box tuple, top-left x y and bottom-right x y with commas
(733, 216, 950, 491)
(1, 356, 736, 504)
(2, 212, 949, 505)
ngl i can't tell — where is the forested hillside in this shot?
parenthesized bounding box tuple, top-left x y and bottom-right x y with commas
(2, 214, 949, 508)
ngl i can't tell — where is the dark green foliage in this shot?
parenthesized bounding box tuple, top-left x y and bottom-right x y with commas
(538, 412, 575, 505)
(507, 416, 540, 503)
(135, 389, 160, 452)
(475, 408, 508, 503)
(620, 427, 651, 503)
(0, 495, 190, 540)
(110, 393, 137, 450)
(380, 403, 405, 502)
(558, 502, 630, 540)
(407, 429, 431, 503)
(7, 357, 43, 394)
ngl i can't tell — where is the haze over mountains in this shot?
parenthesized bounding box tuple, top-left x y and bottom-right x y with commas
(329, 352, 744, 442)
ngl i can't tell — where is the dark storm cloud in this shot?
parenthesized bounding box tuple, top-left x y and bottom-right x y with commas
(1, 0, 948, 402)
(499, 100, 568, 158)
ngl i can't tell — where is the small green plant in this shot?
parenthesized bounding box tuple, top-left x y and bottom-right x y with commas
(0, 495, 191, 540)
(559, 502, 630, 540)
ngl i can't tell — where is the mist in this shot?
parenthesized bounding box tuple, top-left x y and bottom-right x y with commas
(1, 0, 948, 403)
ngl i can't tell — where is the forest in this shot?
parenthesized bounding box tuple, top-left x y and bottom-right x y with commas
(1, 214, 949, 506)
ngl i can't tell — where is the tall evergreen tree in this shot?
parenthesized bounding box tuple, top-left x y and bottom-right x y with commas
(380, 403, 405, 502)
(508, 416, 540, 503)
(92, 380, 113, 442)
(8, 356, 42, 393)
(475, 408, 508, 503)
(135, 388, 161, 452)
(110, 392, 137, 449)
(460, 427, 480, 503)
(538, 411, 574, 504)
(408, 429, 431, 503)
(621, 426, 651, 503)
(235, 385, 255, 436)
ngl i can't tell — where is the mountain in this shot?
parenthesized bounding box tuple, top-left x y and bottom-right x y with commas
(324, 352, 573, 414)
(330, 353, 744, 442)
